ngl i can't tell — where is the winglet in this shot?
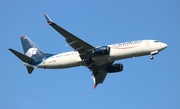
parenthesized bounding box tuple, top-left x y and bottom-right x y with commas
(44, 14, 53, 24)
(94, 84, 98, 89)
(92, 75, 97, 89)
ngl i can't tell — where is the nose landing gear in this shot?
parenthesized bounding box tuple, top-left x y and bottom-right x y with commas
(150, 55, 154, 60)
(150, 50, 158, 60)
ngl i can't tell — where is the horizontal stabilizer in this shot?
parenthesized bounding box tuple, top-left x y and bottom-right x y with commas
(8, 48, 34, 63)
(26, 66, 34, 74)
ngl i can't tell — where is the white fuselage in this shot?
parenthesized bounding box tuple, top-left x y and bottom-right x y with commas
(30, 40, 167, 69)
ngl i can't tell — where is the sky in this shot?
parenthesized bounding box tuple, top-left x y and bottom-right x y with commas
(0, 0, 180, 109)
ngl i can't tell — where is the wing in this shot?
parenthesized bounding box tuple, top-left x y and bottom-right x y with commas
(44, 14, 111, 88)
(44, 14, 94, 59)
(92, 69, 108, 89)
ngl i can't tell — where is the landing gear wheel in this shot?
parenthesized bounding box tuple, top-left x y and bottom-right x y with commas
(85, 55, 94, 65)
(150, 55, 154, 60)
(93, 70, 98, 76)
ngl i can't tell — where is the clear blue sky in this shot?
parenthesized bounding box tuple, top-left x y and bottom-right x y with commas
(0, 0, 179, 109)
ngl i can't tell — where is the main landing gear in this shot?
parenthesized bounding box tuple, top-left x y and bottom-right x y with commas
(84, 55, 94, 65)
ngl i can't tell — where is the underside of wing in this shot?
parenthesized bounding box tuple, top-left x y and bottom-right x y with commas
(92, 69, 108, 89)
(90, 63, 124, 88)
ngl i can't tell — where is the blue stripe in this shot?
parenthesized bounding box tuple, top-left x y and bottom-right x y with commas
(30, 54, 56, 66)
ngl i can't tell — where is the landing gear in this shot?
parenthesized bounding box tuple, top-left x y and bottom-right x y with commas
(92, 70, 98, 76)
(150, 51, 158, 60)
(150, 55, 154, 60)
(84, 55, 94, 65)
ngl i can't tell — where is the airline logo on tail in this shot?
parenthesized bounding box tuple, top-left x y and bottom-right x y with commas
(25, 48, 38, 57)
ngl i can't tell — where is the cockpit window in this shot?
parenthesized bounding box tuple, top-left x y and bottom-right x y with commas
(154, 40, 159, 42)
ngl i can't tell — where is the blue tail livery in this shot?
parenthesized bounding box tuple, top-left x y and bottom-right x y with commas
(9, 36, 54, 74)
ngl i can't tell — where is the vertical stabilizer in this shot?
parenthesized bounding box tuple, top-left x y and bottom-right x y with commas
(20, 36, 44, 62)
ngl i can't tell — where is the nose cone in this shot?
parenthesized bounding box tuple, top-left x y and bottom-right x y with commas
(162, 43, 168, 48)
(160, 42, 168, 51)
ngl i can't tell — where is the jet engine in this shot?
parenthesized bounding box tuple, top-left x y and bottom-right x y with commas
(106, 64, 123, 73)
(93, 46, 110, 55)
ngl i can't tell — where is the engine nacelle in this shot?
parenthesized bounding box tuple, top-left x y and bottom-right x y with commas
(93, 46, 110, 55)
(106, 64, 123, 73)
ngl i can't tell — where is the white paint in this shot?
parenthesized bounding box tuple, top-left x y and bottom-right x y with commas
(25, 48, 38, 57)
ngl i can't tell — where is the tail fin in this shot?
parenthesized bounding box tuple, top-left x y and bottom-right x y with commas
(9, 36, 54, 74)
(20, 36, 44, 61)
(9, 36, 45, 74)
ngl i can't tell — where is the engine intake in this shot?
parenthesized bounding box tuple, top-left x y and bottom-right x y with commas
(93, 46, 110, 55)
(106, 64, 123, 73)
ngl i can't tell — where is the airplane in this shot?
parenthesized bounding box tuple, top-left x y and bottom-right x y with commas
(9, 14, 167, 88)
